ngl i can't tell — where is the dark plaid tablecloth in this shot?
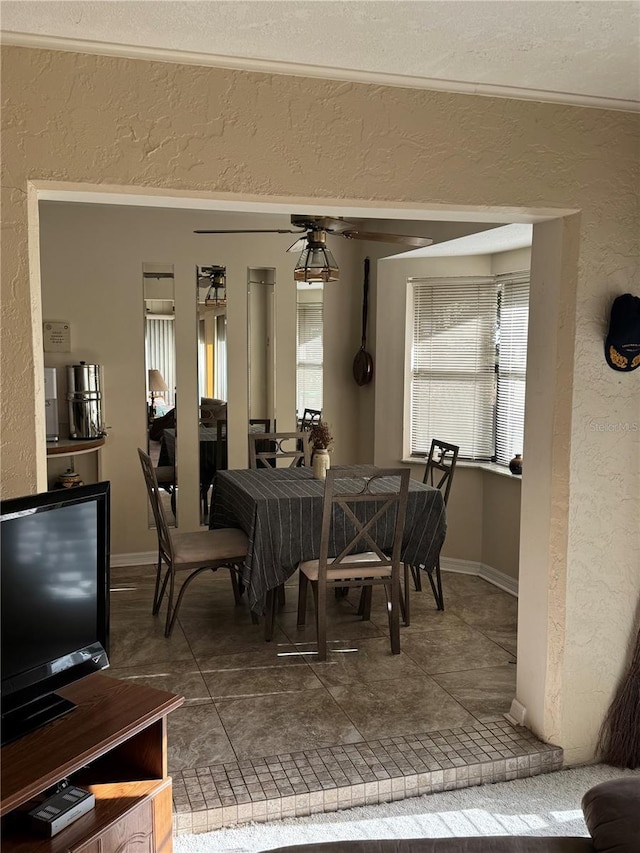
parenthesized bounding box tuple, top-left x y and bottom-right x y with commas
(210, 466, 446, 612)
(158, 425, 268, 476)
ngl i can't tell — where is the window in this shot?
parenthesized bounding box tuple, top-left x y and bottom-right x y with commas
(215, 314, 227, 402)
(495, 273, 529, 465)
(409, 273, 529, 464)
(296, 299, 323, 414)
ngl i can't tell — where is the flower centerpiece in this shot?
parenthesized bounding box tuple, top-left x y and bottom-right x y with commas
(309, 420, 333, 451)
(308, 420, 333, 479)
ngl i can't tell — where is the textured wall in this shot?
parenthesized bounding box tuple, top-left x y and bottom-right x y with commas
(1, 46, 638, 763)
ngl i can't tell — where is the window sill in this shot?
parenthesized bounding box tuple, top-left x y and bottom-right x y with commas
(402, 458, 522, 480)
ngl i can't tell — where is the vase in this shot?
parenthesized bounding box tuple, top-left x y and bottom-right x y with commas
(56, 468, 84, 488)
(312, 448, 331, 480)
(509, 453, 523, 475)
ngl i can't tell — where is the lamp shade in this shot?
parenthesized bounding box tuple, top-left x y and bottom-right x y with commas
(294, 231, 339, 283)
(148, 369, 168, 393)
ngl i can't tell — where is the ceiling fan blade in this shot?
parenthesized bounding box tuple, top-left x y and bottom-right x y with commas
(194, 228, 306, 235)
(286, 237, 308, 253)
(291, 215, 354, 233)
(341, 230, 433, 248)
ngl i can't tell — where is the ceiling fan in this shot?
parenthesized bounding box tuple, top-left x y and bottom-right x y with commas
(197, 264, 227, 307)
(194, 215, 433, 283)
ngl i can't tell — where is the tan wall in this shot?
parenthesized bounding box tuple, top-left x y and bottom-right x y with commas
(482, 473, 522, 580)
(492, 247, 531, 276)
(483, 246, 529, 580)
(2, 46, 639, 764)
(405, 462, 485, 564)
(37, 202, 362, 551)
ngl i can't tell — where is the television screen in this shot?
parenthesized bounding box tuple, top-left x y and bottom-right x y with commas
(1, 482, 110, 745)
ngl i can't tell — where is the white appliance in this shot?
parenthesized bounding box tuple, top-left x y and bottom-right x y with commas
(44, 367, 59, 441)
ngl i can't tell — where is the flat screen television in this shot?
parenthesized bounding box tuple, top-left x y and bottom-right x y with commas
(1, 481, 110, 745)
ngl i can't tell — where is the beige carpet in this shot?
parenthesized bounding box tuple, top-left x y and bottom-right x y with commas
(173, 765, 639, 852)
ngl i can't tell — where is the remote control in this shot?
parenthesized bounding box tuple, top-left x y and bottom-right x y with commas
(28, 785, 95, 837)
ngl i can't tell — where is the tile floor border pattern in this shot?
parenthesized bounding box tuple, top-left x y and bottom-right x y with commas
(171, 718, 563, 834)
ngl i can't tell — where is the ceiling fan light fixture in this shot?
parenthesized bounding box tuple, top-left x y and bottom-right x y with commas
(294, 231, 339, 283)
(198, 264, 227, 306)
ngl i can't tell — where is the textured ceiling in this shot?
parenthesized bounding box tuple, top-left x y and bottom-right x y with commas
(2, 0, 639, 109)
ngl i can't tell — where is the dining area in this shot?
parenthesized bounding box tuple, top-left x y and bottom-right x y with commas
(141, 421, 451, 658)
(109, 462, 524, 828)
(111, 425, 528, 830)
(210, 459, 446, 647)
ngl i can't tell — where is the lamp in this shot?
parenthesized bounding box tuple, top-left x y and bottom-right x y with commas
(294, 231, 339, 283)
(148, 369, 168, 419)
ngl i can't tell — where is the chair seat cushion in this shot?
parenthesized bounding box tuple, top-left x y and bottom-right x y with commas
(171, 527, 248, 569)
(299, 551, 393, 582)
(154, 466, 175, 486)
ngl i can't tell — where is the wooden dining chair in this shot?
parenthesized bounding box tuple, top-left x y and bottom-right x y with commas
(300, 408, 322, 431)
(248, 431, 312, 469)
(138, 448, 249, 637)
(406, 439, 459, 611)
(250, 418, 271, 432)
(297, 468, 410, 661)
(154, 464, 176, 518)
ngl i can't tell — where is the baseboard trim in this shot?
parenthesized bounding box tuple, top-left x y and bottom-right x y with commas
(440, 557, 519, 597)
(111, 551, 156, 568)
(505, 698, 528, 726)
(111, 553, 519, 596)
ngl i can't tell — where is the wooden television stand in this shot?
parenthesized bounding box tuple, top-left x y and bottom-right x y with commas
(1, 673, 184, 853)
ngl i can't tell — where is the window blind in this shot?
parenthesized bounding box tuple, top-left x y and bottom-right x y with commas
(296, 301, 323, 413)
(495, 273, 530, 465)
(215, 314, 227, 402)
(411, 278, 497, 460)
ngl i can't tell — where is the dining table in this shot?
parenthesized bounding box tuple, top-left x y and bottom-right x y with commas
(209, 465, 447, 631)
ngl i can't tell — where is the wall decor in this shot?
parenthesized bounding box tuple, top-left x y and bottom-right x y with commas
(604, 293, 640, 372)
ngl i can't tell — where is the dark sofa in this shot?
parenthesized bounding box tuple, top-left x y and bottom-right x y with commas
(268, 777, 640, 853)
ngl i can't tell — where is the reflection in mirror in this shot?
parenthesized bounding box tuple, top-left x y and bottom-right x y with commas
(248, 268, 276, 430)
(296, 284, 324, 426)
(197, 265, 228, 525)
(143, 264, 176, 528)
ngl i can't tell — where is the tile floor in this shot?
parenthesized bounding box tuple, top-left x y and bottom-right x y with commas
(108, 565, 562, 833)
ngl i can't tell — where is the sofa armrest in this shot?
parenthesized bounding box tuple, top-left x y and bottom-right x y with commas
(582, 777, 640, 853)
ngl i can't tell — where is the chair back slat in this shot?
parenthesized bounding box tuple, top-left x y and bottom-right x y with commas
(317, 468, 410, 582)
(300, 408, 322, 431)
(137, 448, 174, 562)
(249, 431, 312, 469)
(423, 440, 459, 506)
